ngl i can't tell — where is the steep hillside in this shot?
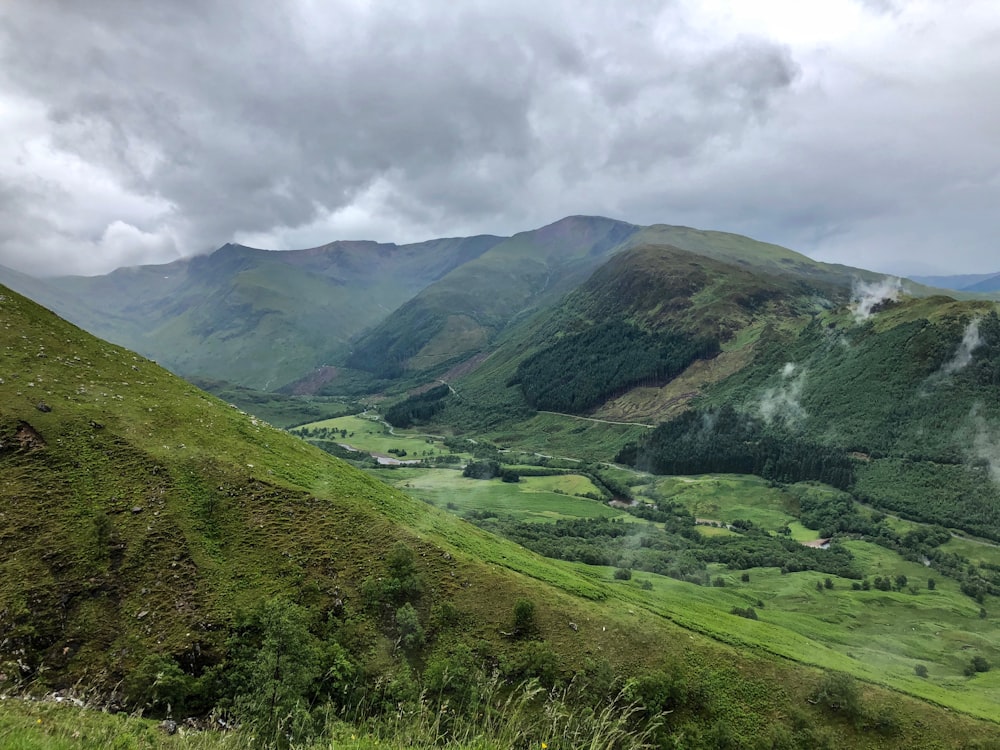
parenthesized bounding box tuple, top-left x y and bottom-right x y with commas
(345, 216, 641, 378)
(342, 218, 957, 387)
(4, 285, 1000, 747)
(1, 236, 502, 389)
(391, 243, 850, 433)
(616, 295, 1000, 539)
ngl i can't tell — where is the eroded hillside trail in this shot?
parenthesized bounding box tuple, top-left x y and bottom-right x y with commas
(537, 410, 655, 428)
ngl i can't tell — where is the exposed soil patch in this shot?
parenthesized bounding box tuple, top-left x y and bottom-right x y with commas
(441, 352, 490, 381)
(1, 421, 46, 452)
(284, 366, 339, 396)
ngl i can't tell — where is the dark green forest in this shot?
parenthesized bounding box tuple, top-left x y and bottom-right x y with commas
(509, 321, 719, 413)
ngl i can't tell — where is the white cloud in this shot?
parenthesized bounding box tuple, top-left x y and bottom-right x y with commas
(759, 362, 807, 426)
(850, 277, 903, 322)
(1, 1, 999, 274)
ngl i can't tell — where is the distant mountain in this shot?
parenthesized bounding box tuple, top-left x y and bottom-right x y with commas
(402, 240, 1000, 542)
(962, 273, 1000, 292)
(0, 216, 974, 394)
(0, 236, 502, 389)
(343, 216, 906, 383)
(909, 272, 1000, 291)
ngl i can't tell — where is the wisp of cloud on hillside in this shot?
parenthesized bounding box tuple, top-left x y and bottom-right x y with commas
(849, 277, 903, 322)
(759, 362, 806, 426)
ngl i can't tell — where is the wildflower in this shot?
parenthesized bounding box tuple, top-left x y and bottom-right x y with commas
(542, 744, 548, 749)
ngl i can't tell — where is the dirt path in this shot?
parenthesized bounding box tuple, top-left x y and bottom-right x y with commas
(537, 410, 655, 428)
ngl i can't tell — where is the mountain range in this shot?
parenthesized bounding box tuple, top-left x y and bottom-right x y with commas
(5, 216, 1000, 745)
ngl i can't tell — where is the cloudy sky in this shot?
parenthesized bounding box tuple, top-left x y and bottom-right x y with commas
(1, 0, 998, 276)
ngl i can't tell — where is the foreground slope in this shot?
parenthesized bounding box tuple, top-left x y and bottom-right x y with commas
(3, 287, 1000, 746)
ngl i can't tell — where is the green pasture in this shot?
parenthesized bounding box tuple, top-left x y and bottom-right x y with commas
(610, 539, 1000, 720)
(942, 535, 1000, 569)
(382, 468, 628, 523)
(295, 413, 462, 458)
(484, 411, 647, 461)
(637, 474, 798, 531)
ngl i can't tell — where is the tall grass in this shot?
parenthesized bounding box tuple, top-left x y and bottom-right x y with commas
(333, 676, 662, 750)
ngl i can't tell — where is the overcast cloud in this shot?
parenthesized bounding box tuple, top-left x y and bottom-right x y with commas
(1, 0, 998, 276)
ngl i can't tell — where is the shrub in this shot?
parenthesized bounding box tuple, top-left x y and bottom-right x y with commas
(512, 599, 537, 639)
(914, 664, 928, 678)
(614, 567, 632, 580)
(810, 671, 863, 723)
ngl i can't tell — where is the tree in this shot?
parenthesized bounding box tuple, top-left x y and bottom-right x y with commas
(512, 599, 537, 639)
(224, 598, 323, 748)
(395, 602, 425, 653)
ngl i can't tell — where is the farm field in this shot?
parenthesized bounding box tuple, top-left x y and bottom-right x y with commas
(293, 413, 465, 460)
(632, 473, 799, 531)
(604, 538, 1000, 720)
(377, 468, 631, 523)
(483, 411, 647, 461)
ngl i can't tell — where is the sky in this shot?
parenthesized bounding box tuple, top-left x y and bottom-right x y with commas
(1, 0, 999, 277)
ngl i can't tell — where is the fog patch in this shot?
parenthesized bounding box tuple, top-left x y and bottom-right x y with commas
(759, 362, 806, 426)
(941, 318, 982, 375)
(850, 277, 903, 322)
(970, 405, 1000, 485)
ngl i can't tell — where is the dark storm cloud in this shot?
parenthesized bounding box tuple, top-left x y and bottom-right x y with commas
(1, 1, 998, 275)
(0, 0, 799, 274)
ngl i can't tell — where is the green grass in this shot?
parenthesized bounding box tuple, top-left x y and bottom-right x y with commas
(381, 469, 625, 523)
(942, 536, 1000, 568)
(637, 474, 799, 531)
(295, 414, 462, 459)
(484, 412, 647, 462)
(5, 283, 1000, 746)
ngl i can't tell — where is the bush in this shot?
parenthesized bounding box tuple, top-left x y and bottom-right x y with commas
(914, 664, 928, 678)
(614, 567, 632, 580)
(730, 606, 759, 620)
(512, 599, 537, 639)
(965, 656, 991, 676)
(395, 603, 425, 653)
(810, 671, 863, 723)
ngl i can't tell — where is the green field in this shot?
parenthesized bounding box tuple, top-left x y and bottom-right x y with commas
(614, 538, 1000, 720)
(484, 411, 648, 461)
(294, 413, 463, 459)
(380, 468, 629, 523)
(634, 473, 799, 531)
(941, 535, 1000, 569)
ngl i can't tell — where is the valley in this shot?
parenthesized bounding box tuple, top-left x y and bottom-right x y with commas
(5, 218, 1000, 748)
(286, 406, 1000, 721)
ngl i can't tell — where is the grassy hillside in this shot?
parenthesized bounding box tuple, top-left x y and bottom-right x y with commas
(4, 288, 1000, 746)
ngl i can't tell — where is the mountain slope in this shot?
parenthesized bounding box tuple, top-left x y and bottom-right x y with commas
(5, 284, 1000, 745)
(343, 217, 957, 385)
(405, 242, 850, 434)
(1, 235, 502, 389)
(345, 216, 641, 378)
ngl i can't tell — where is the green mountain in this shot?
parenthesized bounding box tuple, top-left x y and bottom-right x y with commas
(5, 286, 1000, 746)
(344, 216, 641, 379)
(1, 216, 961, 397)
(379, 240, 1000, 544)
(0, 236, 502, 390)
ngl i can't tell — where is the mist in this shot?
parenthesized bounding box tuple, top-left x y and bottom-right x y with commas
(849, 277, 903, 322)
